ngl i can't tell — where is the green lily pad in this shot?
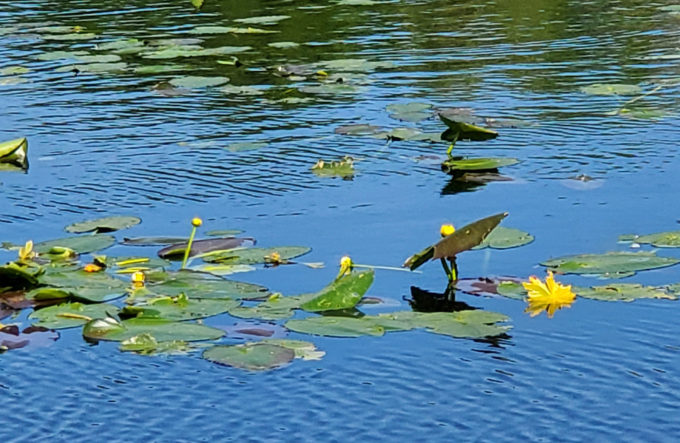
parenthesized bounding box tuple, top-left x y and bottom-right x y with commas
(203, 343, 295, 371)
(29, 302, 119, 329)
(286, 316, 386, 337)
(36, 270, 127, 302)
(1, 66, 30, 75)
(169, 76, 229, 88)
(119, 333, 196, 355)
(188, 26, 277, 34)
(0, 137, 28, 169)
(73, 54, 122, 64)
(300, 83, 362, 95)
(108, 256, 170, 272)
(335, 124, 385, 137)
(34, 234, 116, 254)
(311, 156, 355, 178)
(621, 230, 680, 247)
(403, 212, 508, 270)
(219, 85, 265, 96)
(0, 263, 41, 289)
(157, 237, 253, 259)
(145, 270, 268, 300)
(383, 128, 440, 142)
(473, 226, 534, 249)
(441, 157, 519, 173)
(82, 317, 224, 342)
(580, 84, 642, 95)
(121, 294, 240, 321)
(65, 215, 141, 234)
(96, 38, 144, 51)
(234, 15, 291, 25)
(386, 102, 433, 122)
(190, 264, 256, 276)
(56, 62, 128, 73)
(202, 246, 311, 265)
(133, 65, 186, 74)
(261, 339, 325, 360)
(206, 230, 243, 237)
(439, 115, 499, 142)
(35, 50, 89, 61)
(575, 284, 677, 302)
(301, 270, 374, 312)
(542, 251, 680, 278)
(268, 42, 300, 49)
(319, 58, 394, 72)
(43, 32, 97, 41)
(228, 293, 316, 320)
(618, 107, 670, 120)
(143, 46, 251, 59)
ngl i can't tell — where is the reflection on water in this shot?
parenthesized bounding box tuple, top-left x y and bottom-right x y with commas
(1, 0, 680, 440)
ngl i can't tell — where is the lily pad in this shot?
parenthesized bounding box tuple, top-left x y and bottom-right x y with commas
(65, 216, 141, 234)
(133, 65, 186, 74)
(580, 84, 642, 95)
(0, 137, 28, 169)
(190, 264, 256, 276)
(618, 107, 671, 120)
(440, 115, 499, 142)
(335, 124, 385, 137)
(1, 66, 30, 75)
(203, 343, 295, 371)
(311, 156, 355, 178)
(202, 246, 311, 265)
(0, 325, 59, 352)
(234, 15, 291, 25)
(121, 294, 240, 321)
(404, 212, 508, 270)
(119, 333, 196, 355)
(57, 62, 128, 73)
(34, 234, 115, 254)
(0, 263, 40, 289)
(261, 339, 325, 360)
(386, 102, 433, 122)
(441, 157, 519, 173)
(319, 58, 393, 72)
(473, 226, 534, 249)
(226, 142, 267, 152)
(169, 76, 229, 88)
(29, 302, 119, 329)
(286, 316, 386, 337)
(82, 316, 225, 342)
(145, 270, 268, 300)
(301, 270, 374, 312)
(228, 293, 316, 320)
(36, 270, 127, 302)
(620, 230, 680, 247)
(542, 251, 680, 278)
(268, 42, 300, 49)
(575, 284, 677, 302)
(206, 230, 243, 237)
(143, 46, 250, 59)
(157, 237, 254, 259)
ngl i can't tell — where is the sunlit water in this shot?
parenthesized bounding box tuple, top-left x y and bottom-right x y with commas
(1, 0, 680, 440)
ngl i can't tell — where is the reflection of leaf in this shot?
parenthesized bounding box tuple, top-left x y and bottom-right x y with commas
(542, 251, 680, 278)
(29, 302, 119, 329)
(620, 230, 680, 247)
(301, 270, 374, 312)
(575, 284, 676, 302)
(403, 212, 508, 270)
(65, 216, 141, 234)
(473, 226, 534, 249)
(82, 317, 224, 342)
(0, 325, 59, 351)
(203, 343, 295, 371)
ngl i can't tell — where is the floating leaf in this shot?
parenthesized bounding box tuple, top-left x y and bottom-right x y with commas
(206, 230, 243, 237)
(202, 246, 311, 265)
(145, 270, 268, 300)
(119, 333, 195, 355)
(65, 216, 141, 234)
(335, 124, 385, 137)
(0, 66, 30, 75)
(34, 234, 115, 254)
(190, 264, 255, 276)
(123, 236, 187, 246)
(575, 284, 676, 302)
(36, 270, 127, 302)
(188, 26, 277, 34)
(226, 142, 267, 152)
(620, 230, 680, 247)
(261, 339, 325, 360)
(311, 156, 355, 178)
(386, 102, 432, 122)
(0, 137, 28, 169)
(286, 316, 386, 337)
(580, 84, 642, 95)
(143, 46, 250, 59)
(121, 294, 240, 321)
(441, 157, 519, 173)
(618, 107, 670, 120)
(228, 293, 315, 320)
(82, 317, 224, 342)
(134, 65, 186, 74)
(439, 115, 499, 142)
(0, 325, 59, 352)
(542, 251, 680, 278)
(157, 237, 254, 259)
(169, 76, 229, 88)
(57, 62, 128, 73)
(319, 58, 393, 72)
(29, 302, 119, 329)
(234, 15, 291, 25)
(301, 270, 374, 312)
(0, 263, 40, 289)
(96, 38, 144, 52)
(203, 343, 295, 371)
(268, 42, 300, 49)
(300, 83, 362, 95)
(404, 212, 508, 270)
(191, 0, 204, 10)
(473, 226, 534, 249)
(219, 84, 265, 96)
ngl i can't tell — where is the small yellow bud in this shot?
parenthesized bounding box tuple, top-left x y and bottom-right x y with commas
(83, 263, 103, 273)
(337, 256, 353, 279)
(131, 271, 145, 286)
(440, 224, 455, 237)
(191, 217, 203, 227)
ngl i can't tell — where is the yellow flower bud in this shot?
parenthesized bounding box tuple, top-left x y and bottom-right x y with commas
(191, 217, 203, 227)
(131, 271, 145, 285)
(83, 263, 103, 273)
(440, 224, 455, 237)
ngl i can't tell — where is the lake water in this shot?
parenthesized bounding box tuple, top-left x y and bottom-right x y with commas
(1, 0, 680, 440)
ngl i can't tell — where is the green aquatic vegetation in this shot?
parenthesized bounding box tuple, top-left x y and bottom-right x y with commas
(33, 234, 116, 254)
(143, 270, 269, 300)
(268, 41, 300, 49)
(120, 293, 241, 321)
(620, 230, 680, 247)
(574, 284, 676, 302)
(200, 246, 312, 265)
(234, 15, 291, 25)
(311, 156, 355, 178)
(157, 236, 254, 260)
(203, 342, 295, 371)
(36, 270, 128, 302)
(55, 62, 128, 74)
(188, 26, 277, 34)
(29, 302, 120, 329)
(301, 270, 374, 312)
(169, 76, 229, 88)
(225, 141, 268, 152)
(386, 102, 433, 122)
(439, 114, 499, 156)
(0, 66, 30, 75)
(472, 226, 534, 250)
(541, 251, 680, 278)
(82, 316, 225, 342)
(0, 137, 28, 170)
(441, 157, 519, 174)
(580, 84, 642, 95)
(65, 216, 141, 234)
(120, 333, 197, 355)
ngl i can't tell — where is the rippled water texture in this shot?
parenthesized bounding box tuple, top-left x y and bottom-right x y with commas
(1, 0, 680, 440)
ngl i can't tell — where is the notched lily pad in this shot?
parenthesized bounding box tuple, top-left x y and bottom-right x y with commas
(65, 215, 141, 234)
(203, 343, 294, 371)
(542, 251, 680, 278)
(473, 226, 534, 250)
(575, 284, 677, 302)
(29, 302, 119, 329)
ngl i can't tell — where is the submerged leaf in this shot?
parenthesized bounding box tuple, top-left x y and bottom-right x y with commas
(65, 216, 141, 234)
(542, 251, 680, 278)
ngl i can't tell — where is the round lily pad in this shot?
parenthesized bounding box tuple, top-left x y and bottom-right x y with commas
(203, 343, 295, 371)
(34, 234, 116, 254)
(442, 157, 519, 173)
(542, 251, 680, 278)
(29, 302, 119, 329)
(473, 226, 534, 249)
(82, 317, 224, 342)
(575, 284, 677, 302)
(121, 295, 240, 321)
(65, 216, 141, 234)
(169, 76, 229, 88)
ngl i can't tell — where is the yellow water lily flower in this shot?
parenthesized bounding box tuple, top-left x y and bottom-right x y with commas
(440, 224, 455, 237)
(83, 263, 103, 273)
(131, 270, 146, 287)
(18, 240, 36, 262)
(337, 255, 353, 279)
(523, 270, 576, 318)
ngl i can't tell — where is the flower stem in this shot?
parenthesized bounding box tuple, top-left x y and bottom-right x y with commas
(181, 226, 198, 270)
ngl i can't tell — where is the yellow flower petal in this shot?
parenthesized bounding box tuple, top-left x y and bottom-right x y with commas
(523, 270, 575, 318)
